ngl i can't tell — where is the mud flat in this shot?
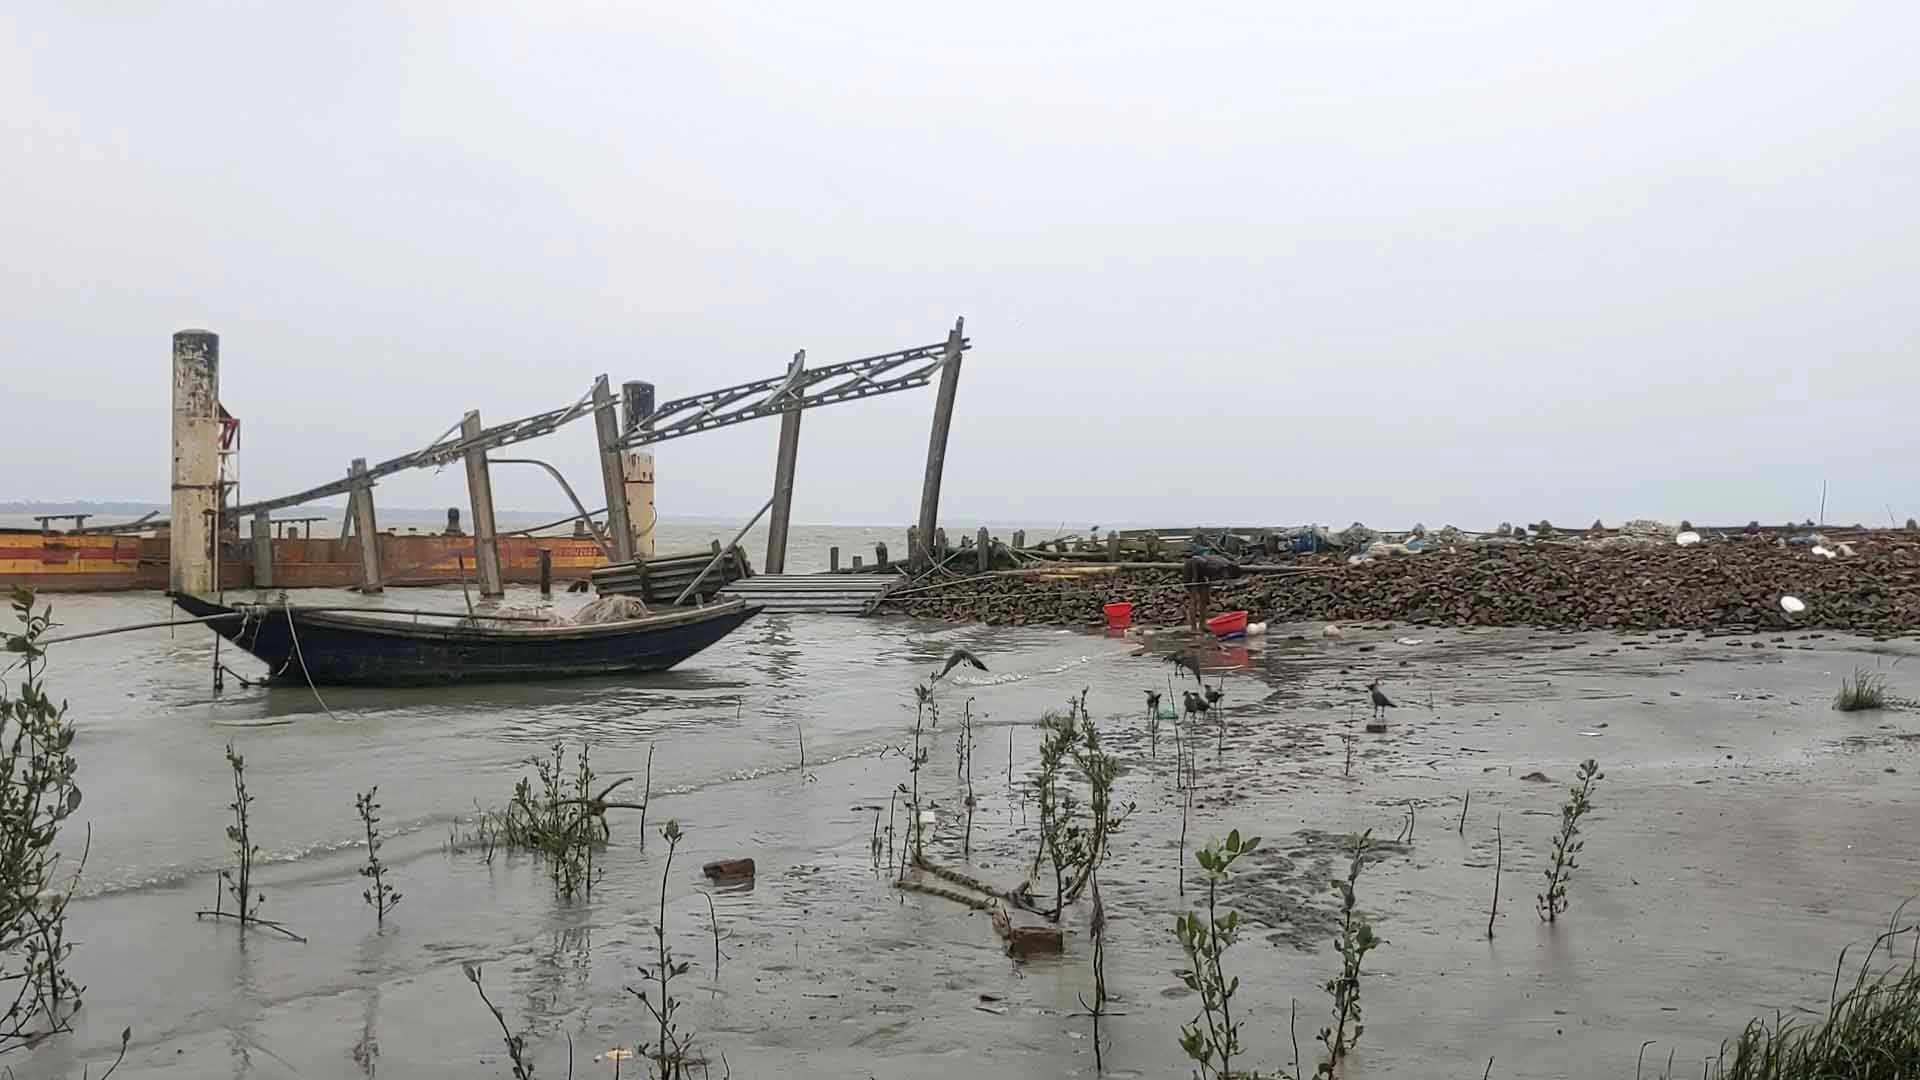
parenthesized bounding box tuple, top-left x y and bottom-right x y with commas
(23, 590, 1920, 1079)
(884, 533, 1920, 637)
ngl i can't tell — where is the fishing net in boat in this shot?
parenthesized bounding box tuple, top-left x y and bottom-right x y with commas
(457, 603, 566, 629)
(570, 595, 652, 625)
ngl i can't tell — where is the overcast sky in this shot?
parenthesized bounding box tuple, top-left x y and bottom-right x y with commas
(4, 3, 1916, 528)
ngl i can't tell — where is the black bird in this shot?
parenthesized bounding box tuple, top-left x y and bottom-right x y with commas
(1183, 690, 1210, 721)
(1204, 684, 1223, 709)
(933, 647, 988, 682)
(1168, 650, 1205, 686)
(1367, 679, 1397, 722)
(1145, 689, 1162, 716)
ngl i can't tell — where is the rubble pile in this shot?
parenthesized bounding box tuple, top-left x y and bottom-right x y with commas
(883, 535, 1920, 636)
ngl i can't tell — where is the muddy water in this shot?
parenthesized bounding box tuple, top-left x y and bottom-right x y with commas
(20, 594, 1920, 1079)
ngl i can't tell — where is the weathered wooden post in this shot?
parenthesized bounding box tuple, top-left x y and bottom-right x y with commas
(592, 375, 637, 563)
(538, 549, 553, 597)
(250, 510, 273, 588)
(935, 529, 950, 562)
(461, 411, 504, 597)
(875, 541, 888, 568)
(977, 526, 991, 574)
(350, 458, 383, 593)
(169, 329, 220, 595)
(765, 350, 805, 575)
(914, 317, 966, 569)
(1012, 529, 1025, 551)
(829, 546, 841, 572)
(1107, 531, 1121, 562)
(852, 554, 863, 569)
(906, 527, 920, 571)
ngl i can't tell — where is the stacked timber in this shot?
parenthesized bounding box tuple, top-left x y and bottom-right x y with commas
(882, 535, 1920, 637)
(591, 545, 753, 605)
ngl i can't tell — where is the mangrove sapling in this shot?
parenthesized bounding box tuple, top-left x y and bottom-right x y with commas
(700, 892, 727, 978)
(956, 698, 977, 860)
(1174, 829, 1261, 1080)
(1179, 781, 1195, 898)
(1078, 870, 1110, 1074)
(463, 962, 537, 1080)
(356, 786, 402, 925)
(493, 742, 641, 900)
(0, 586, 87, 1048)
(630, 820, 695, 1078)
(197, 741, 304, 941)
(1145, 689, 1162, 759)
(1537, 759, 1603, 923)
(1063, 711, 1135, 906)
(1316, 831, 1381, 1076)
(1033, 710, 1085, 921)
(904, 684, 936, 868)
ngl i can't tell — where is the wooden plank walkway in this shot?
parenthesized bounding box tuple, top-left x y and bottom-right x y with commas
(720, 573, 904, 615)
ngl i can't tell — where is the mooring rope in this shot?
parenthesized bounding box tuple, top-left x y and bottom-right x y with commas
(282, 607, 341, 722)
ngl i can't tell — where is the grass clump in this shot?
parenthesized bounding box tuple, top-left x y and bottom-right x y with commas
(468, 742, 639, 900)
(1834, 668, 1890, 712)
(1690, 923, 1920, 1079)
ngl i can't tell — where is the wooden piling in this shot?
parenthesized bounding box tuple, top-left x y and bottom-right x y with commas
(538, 549, 553, 597)
(766, 350, 805, 575)
(914, 317, 966, 569)
(906, 527, 921, 572)
(250, 511, 273, 589)
(977, 527, 991, 573)
(592, 375, 637, 562)
(875, 541, 888, 568)
(830, 546, 841, 572)
(1107, 531, 1121, 562)
(350, 458, 383, 593)
(1012, 529, 1025, 551)
(852, 555, 863, 569)
(461, 411, 505, 597)
(169, 329, 220, 595)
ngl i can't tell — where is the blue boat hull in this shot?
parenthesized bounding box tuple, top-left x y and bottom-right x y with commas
(172, 593, 760, 687)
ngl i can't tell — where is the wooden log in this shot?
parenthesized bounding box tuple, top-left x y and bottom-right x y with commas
(350, 458, 383, 594)
(461, 411, 505, 597)
(592, 375, 636, 562)
(915, 318, 966, 570)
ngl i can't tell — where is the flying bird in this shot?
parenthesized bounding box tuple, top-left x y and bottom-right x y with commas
(1367, 679, 1397, 722)
(1168, 650, 1205, 686)
(933, 647, 988, 682)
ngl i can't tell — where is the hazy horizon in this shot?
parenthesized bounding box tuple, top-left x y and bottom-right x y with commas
(6, 4, 1917, 528)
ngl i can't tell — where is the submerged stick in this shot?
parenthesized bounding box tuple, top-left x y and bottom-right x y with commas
(1458, 789, 1470, 834)
(1488, 812, 1503, 939)
(638, 744, 654, 850)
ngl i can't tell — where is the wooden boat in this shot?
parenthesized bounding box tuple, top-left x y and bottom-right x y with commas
(170, 592, 761, 687)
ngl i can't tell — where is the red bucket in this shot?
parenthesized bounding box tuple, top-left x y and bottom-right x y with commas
(1103, 602, 1133, 629)
(1206, 610, 1249, 638)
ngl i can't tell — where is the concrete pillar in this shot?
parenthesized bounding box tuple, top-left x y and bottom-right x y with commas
(169, 329, 220, 595)
(592, 376, 636, 563)
(250, 511, 273, 589)
(350, 458, 383, 593)
(914, 317, 966, 569)
(461, 411, 504, 597)
(765, 350, 805, 575)
(624, 451, 655, 560)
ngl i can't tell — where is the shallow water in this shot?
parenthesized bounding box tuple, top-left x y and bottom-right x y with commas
(16, 593, 1920, 1079)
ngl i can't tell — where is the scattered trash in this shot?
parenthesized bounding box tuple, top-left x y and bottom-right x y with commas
(1396, 637, 1423, 646)
(1675, 531, 1701, 546)
(702, 858, 756, 883)
(1578, 731, 1605, 737)
(1780, 595, 1806, 614)
(1812, 546, 1836, 559)
(1322, 625, 1345, 640)
(1246, 621, 1268, 636)
(1520, 771, 1552, 783)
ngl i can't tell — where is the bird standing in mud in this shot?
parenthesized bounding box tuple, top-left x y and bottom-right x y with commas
(932, 647, 988, 683)
(1183, 689, 1211, 722)
(1145, 689, 1162, 717)
(1367, 679, 1397, 722)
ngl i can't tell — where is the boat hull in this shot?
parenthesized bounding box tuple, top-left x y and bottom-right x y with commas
(171, 593, 760, 687)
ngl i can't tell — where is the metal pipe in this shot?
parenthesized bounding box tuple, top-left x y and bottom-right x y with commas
(490, 458, 616, 558)
(673, 493, 778, 607)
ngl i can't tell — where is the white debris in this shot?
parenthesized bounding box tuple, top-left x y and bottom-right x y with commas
(1780, 595, 1806, 614)
(1676, 531, 1702, 546)
(1322, 624, 1345, 639)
